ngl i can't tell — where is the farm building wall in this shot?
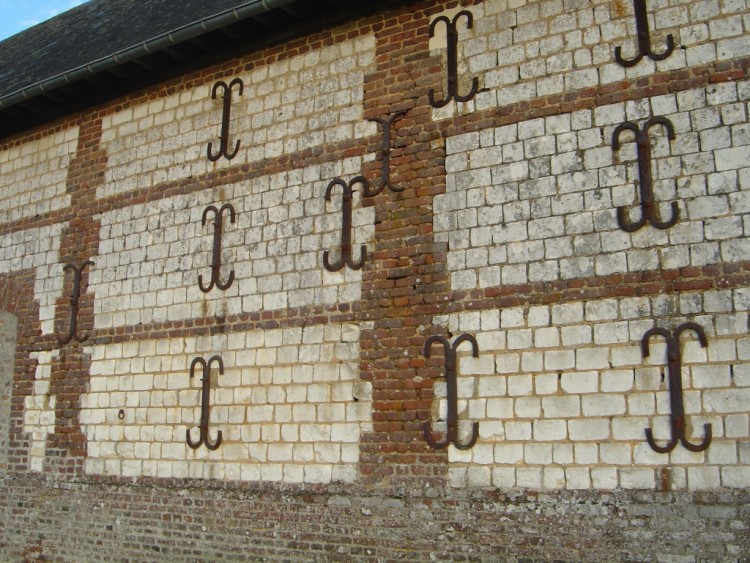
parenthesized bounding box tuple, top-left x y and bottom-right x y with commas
(0, 0, 749, 559)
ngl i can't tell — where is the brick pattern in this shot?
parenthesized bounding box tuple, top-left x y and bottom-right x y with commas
(22, 350, 57, 472)
(0, 224, 66, 334)
(0, 312, 15, 474)
(0, 265, 43, 477)
(0, 0, 748, 559)
(39, 118, 105, 475)
(98, 36, 377, 199)
(429, 0, 750, 118)
(430, 291, 750, 489)
(80, 324, 371, 483)
(436, 80, 750, 291)
(91, 158, 374, 328)
(1, 483, 748, 561)
(354, 3, 451, 478)
(0, 128, 78, 224)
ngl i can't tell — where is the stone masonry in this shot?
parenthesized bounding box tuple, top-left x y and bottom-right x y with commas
(0, 0, 749, 560)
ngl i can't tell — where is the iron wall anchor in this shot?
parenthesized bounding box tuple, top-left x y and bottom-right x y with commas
(198, 203, 236, 292)
(615, 0, 674, 67)
(207, 78, 244, 161)
(429, 10, 479, 108)
(186, 355, 223, 451)
(365, 110, 407, 196)
(612, 116, 678, 231)
(58, 260, 94, 346)
(323, 177, 367, 271)
(423, 334, 480, 450)
(641, 322, 711, 453)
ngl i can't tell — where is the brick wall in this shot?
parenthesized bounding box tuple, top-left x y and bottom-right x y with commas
(0, 128, 77, 224)
(91, 160, 373, 328)
(77, 325, 370, 483)
(437, 298, 749, 489)
(1, 0, 749, 559)
(0, 312, 15, 475)
(98, 36, 376, 199)
(438, 81, 750, 289)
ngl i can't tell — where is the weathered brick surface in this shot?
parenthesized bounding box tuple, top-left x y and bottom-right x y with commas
(435, 299, 749, 490)
(0, 312, 15, 475)
(0, 223, 66, 334)
(77, 325, 370, 483)
(99, 36, 377, 199)
(92, 159, 373, 329)
(0, 128, 78, 224)
(437, 81, 750, 290)
(0, 268, 42, 477)
(0, 480, 748, 561)
(0, 0, 749, 559)
(429, 0, 750, 119)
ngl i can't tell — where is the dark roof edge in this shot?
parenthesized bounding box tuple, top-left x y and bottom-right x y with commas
(0, 0, 297, 111)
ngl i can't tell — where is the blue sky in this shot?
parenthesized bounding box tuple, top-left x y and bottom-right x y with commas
(0, 0, 88, 41)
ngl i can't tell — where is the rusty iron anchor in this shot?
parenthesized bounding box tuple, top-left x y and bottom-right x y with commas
(641, 322, 712, 453)
(198, 203, 236, 292)
(186, 355, 224, 451)
(423, 334, 480, 450)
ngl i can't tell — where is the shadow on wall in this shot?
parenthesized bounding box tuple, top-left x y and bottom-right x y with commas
(0, 312, 17, 476)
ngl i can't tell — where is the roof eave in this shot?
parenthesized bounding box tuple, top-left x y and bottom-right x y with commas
(0, 0, 297, 111)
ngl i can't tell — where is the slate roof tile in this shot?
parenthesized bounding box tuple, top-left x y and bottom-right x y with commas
(0, 0, 268, 100)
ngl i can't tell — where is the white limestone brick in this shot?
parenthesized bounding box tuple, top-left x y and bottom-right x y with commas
(92, 161, 373, 328)
(0, 223, 66, 334)
(80, 324, 369, 484)
(22, 351, 58, 472)
(99, 36, 377, 198)
(620, 467, 656, 489)
(431, 0, 750, 120)
(0, 127, 77, 224)
(437, 297, 750, 490)
(436, 82, 750, 291)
